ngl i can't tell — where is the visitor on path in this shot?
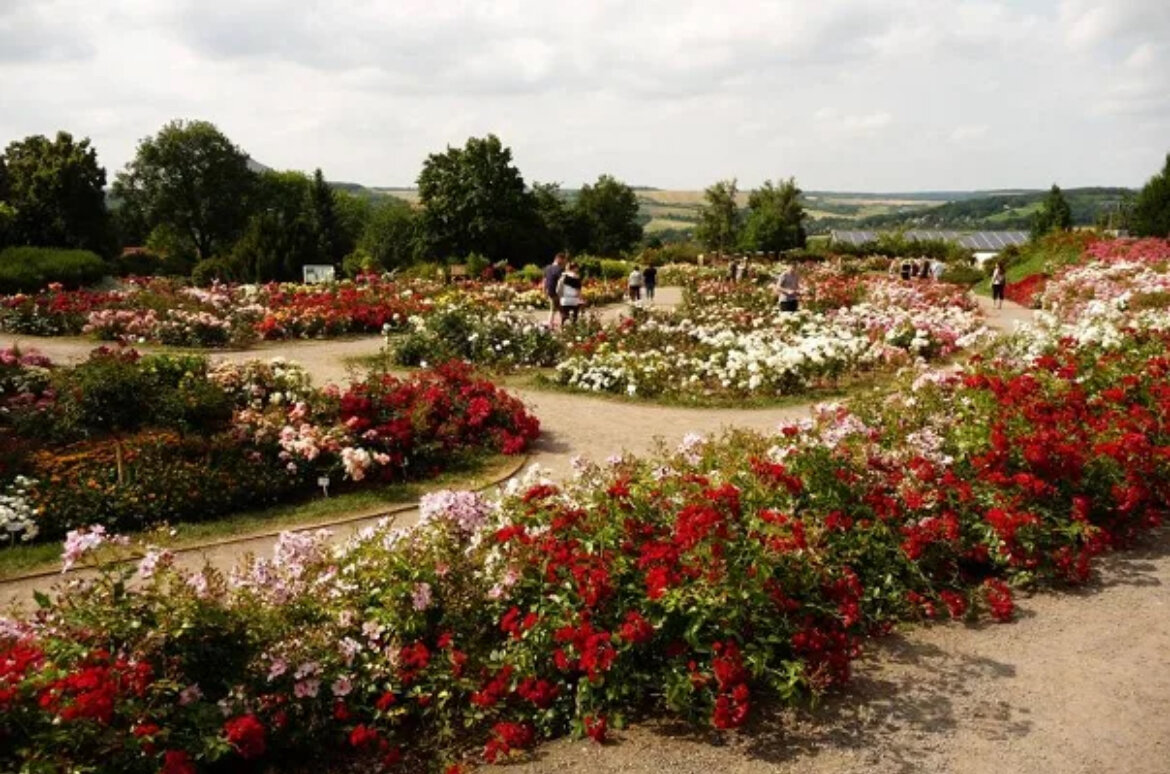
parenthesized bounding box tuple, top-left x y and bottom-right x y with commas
(920, 258, 931, 282)
(991, 261, 1006, 309)
(544, 252, 566, 327)
(776, 264, 800, 312)
(557, 261, 583, 325)
(900, 256, 913, 281)
(931, 259, 945, 281)
(628, 266, 644, 302)
(643, 264, 658, 301)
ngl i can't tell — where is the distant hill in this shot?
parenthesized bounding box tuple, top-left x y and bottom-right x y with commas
(310, 180, 1136, 236)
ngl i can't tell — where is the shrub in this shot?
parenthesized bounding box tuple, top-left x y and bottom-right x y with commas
(0, 247, 108, 293)
(342, 249, 381, 279)
(190, 258, 236, 287)
(941, 263, 984, 285)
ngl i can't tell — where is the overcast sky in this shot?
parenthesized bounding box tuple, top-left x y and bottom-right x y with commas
(2, 0, 1168, 191)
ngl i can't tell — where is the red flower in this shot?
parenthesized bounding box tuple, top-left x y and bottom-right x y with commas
(349, 723, 381, 749)
(223, 713, 267, 760)
(584, 714, 608, 743)
(618, 611, 654, 645)
(983, 579, 1014, 622)
(483, 721, 534, 762)
(375, 691, 396, 712)
(161, 750, 197, 774)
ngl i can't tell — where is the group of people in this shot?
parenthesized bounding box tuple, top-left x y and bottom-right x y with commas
(892, 256, 947, 282)
(544, 253, 664, 328)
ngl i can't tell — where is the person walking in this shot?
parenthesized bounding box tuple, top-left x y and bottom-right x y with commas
(991, 261, 1006, 309)
(543, 252, 566, 327)
(900, 256, 913, 281)
(558, 261, 584, 325)
(642, 264, 658, 302)
(931, 259, 945, 281)
(628, 265, 644, 302)
(776, 264, 801, 312)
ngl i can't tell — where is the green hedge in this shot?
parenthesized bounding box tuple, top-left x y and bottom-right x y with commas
(0, 247, 108, 293)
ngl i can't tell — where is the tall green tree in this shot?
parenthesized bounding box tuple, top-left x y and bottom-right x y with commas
(1031, 183, 1073, 239)
(1132, 153, 1170, 238)
(113, 120, 256, 261)
(231, 170, 317, 281)
(359, 197, 419, 271)
(309, 168, 344, 262)
(1, 131, 112, 254)
(416, 134, 537, 263)
(695, 179, 741, 255)
(573, 174, 643, 256)
(742, 177, 807, 252)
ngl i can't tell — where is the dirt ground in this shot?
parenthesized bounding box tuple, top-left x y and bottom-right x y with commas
(6, 290, 1165, 774)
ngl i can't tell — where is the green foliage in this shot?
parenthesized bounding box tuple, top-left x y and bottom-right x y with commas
(230, 171, 320, 282)
(0, 131, 112, 255)
(1031, 184, 1073, 239)
(113, 119, 256, 261)
(695, 179, 741, 254)
(359, 197, 419, 270)
(0, 246, 107, 293)
(464, 252, 491, 278)
(573, 174, 643, 256)
(341, 248, 380, 278)
(417, 134, 538, 263)
(940, 263, 984, 285)
(1132, 153, 1170, 238)
(309, 168, 345, 261)
(742, 178, 807, 252)
(190, 258, 238, 286)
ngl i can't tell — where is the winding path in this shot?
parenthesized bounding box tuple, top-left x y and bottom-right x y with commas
(4, 290, 1168, 774)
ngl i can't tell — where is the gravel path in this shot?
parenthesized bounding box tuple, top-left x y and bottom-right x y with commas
(7, 289, 1167, 774)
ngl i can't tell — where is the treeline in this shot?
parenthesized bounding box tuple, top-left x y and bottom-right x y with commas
(0, 123, 651, 284)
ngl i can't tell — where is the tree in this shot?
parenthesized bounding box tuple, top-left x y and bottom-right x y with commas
(309, 168, 344, 263)
(359, 197, 419, 270)
(1, 131, 112, 254)
(113, 120, 256, 261)
(573, 174, 643, 256)
(231, 170, 317, 282)
(695, 179, 741, 255)
(417, 134, 537, 263)
(1031, 183, 1072, 239)
(742, 177, 807, 252)
(1132, 153, 1170, 238)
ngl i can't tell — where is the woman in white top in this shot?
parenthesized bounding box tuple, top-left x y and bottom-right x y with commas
(558, 262, 584, 324)
(628, 266, 644, 302)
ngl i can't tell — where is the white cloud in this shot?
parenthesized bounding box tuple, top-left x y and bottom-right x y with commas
(0, 0, 1167, 190)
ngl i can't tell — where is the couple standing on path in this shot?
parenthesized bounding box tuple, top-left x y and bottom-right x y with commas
(543, 253, 584, 328)
(628, 264, 656, 302)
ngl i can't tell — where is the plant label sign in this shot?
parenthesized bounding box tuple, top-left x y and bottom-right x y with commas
(303, 265, 336, 284)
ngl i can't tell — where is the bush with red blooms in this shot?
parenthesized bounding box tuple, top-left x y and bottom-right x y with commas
(337, 361, 541, 467)
(2, 322, 1169, 772)
(1004, 272, 1048, 307)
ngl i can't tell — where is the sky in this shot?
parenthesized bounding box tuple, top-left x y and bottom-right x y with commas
(1, 0, 1168, 192)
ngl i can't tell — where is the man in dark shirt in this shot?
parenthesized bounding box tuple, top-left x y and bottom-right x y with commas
(544, 253, 566, 327)
(643, 264, 658, 301)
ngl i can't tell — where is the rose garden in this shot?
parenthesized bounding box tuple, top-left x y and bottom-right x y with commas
(2, 236, 1170, 772)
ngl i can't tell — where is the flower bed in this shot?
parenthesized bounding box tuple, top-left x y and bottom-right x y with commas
(3, 302, 1167, 772)
(0, 275, 627, 348)
(1038, 238, 1170, 321)
(555, 271, 987, 400)
(0, 349, 539, 543)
